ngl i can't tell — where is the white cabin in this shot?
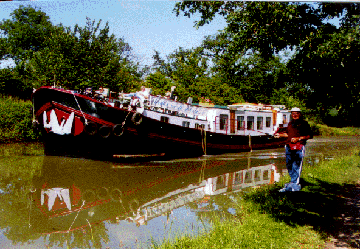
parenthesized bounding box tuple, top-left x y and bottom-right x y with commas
(124, 95, 291, 136)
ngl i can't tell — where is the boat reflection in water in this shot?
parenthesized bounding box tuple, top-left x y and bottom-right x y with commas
(30, 156, 281, 247)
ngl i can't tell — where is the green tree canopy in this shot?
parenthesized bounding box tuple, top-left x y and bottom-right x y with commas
(0, 5, 54, 64)
(175, 2, 360, 125)
(0, 6, 143, 97)
(26, 17, 141, 92)
(144, 71, 173, 96)
(151, 47, 243, 105)
(288, 25, 360, 125)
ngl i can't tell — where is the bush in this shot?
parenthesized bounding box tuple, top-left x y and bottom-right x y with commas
(0, 95, 40, 143)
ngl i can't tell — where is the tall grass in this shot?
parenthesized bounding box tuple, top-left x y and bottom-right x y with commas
(154, 148, 360, 249)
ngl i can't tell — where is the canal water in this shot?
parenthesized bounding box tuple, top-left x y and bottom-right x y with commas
(0, 136, 359, 248)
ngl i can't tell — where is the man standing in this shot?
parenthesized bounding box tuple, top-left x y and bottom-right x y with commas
(275, 107, 313, 192)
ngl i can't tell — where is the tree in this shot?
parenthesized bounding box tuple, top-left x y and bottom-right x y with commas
(145, 71, 173, 96)
(150, 47, 244, 105)
(1, 6, 143, 96)
(175, 2, 360, 125)
(175, 2, 359, 57)
(175, 2, 309, 105)
(0, 5, 55, 64)
(151, 47, 210, 102)
(26, 18, 142, 92)
(203, 34, 288, 104)
(175, 2, 325, 60)
(289, 25, 360, 126)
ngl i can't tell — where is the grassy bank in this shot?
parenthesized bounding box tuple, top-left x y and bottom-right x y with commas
(155, 148, 360, 249)
(0, 95, 40, 143)
(309, 121, 360, 136)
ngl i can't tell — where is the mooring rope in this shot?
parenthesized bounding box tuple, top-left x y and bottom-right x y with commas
(72, 92, 88, 125)
(201, 128, 207, 155)
(67, 200, 86, 233)
(32, 99, 36, 123)
(122, 111, 131, 128)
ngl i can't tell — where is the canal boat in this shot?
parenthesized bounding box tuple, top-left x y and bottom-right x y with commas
(32, 86, 290, 159)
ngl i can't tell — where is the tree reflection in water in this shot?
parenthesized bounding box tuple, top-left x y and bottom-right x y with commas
(0, 146, 282, 248)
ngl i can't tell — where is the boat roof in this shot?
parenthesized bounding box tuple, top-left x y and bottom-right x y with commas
(228, 103, 288, 111)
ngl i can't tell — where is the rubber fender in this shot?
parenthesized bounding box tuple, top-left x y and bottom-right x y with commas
(129, 199, 140, 212)
(82, 189, 96, 202)
(131, 112, 143, 125)
(98, 125, 112, 138)
(84, 122, 98, 136)
(113, 124, 124, 136)
(110, 188, 124, 202)
(96, 187, 109, 200)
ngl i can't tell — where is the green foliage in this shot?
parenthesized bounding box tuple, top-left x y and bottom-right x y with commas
(175, 2, 322, 59)
(25, 18, 142, 92)
(151, 47, 244, 105)
(214, 51, 287, 104)
(289, 25, 360, 126)
(0, 66, 33, 99)
(175, 2, 360, 126)
(175, 2, 302, 105)
(0, 5, 54, 64)
(307, 147, 360, 184)
(0, 6, 143, 96)
(145, 71, 173, 96)
(270, 88, 307, 111)
(0, 95, 40, 143)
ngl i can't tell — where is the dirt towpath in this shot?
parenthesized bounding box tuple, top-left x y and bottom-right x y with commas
(326, 183, 360, 248)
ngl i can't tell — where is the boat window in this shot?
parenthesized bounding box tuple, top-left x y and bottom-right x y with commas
(234, 172, 243, 184)
(266, 117, 271, 128)
(161, 116, 169, 123)
(219, 114, 228, 130)
(254, 170, 261, 182)
(182, 121, 190, 128)
(195, 123, 205, 130)
(244, 171, 252, 183)
(247, 116, 254, 130)
(257, 117, 263, 130)
(283, 114, 287, 124)
(215, 175, 227, 191)
(263, 170, 269, 180)
(237, 116, 245, 130)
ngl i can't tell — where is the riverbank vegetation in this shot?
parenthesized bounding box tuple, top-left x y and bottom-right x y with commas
(309, 121, 360, 136)
(0, 95, 39, 143)
(154, 147, 360, 249)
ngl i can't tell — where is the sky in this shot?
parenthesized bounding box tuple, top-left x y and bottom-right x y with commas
(0, 0, 227, 68)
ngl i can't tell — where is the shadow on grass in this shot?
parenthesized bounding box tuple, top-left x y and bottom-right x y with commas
(245, 178, 360, 248)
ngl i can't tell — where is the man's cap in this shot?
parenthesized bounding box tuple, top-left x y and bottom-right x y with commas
(291, 107, 301, 112)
